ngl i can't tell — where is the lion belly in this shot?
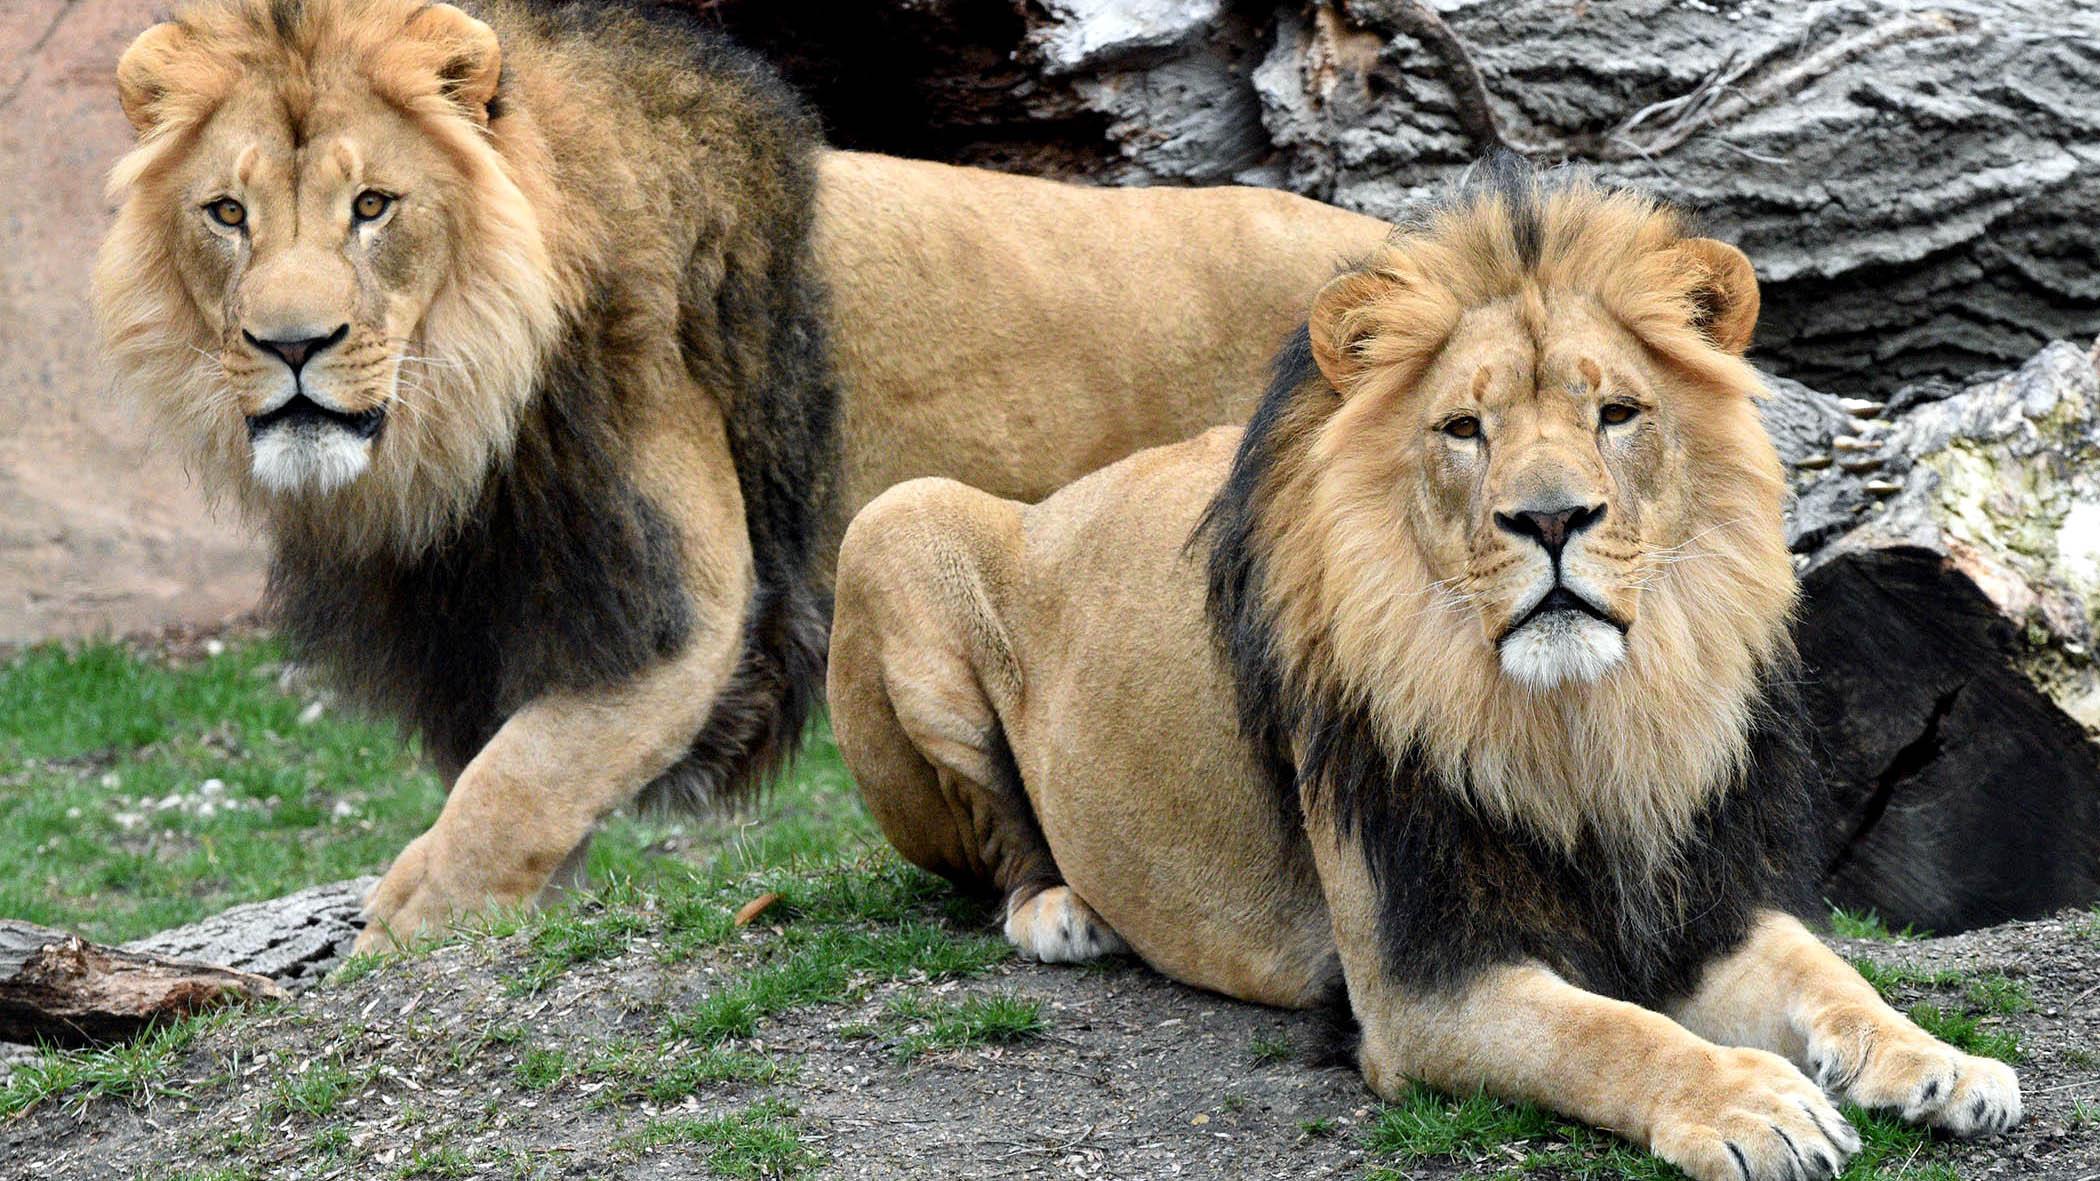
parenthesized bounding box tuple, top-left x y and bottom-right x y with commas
(999, 429, 1339, 1008)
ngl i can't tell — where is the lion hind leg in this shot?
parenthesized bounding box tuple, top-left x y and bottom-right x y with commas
(830, 478, 1068, 909)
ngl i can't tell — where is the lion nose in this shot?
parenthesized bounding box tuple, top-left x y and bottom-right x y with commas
(1494, 502, 1605, 560)
(245, 324, 349, 375)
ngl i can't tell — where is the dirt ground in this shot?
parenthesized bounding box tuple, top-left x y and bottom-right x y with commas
(4, 903, 2097, 1181)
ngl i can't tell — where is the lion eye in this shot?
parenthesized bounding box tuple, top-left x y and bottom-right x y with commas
(1600, 402, 1640, 427)
(1442, 415, 1482, 440)
(352, 190, 393, 222)
(205, 198, 246, 228)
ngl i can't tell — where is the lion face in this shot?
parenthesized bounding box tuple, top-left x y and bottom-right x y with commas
(96, 0, 562, 552)
(1303, 210, 1783, 699)
(1390, 294, 1707, 691)
(162, 85, 465, 494)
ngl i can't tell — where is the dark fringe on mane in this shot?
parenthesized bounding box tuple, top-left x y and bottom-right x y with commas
(1192, 160, 1825, 1007)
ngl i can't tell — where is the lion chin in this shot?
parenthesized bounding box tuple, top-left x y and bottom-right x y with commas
(247, 398, 387, 495)
(1497, 609, 1627, 690)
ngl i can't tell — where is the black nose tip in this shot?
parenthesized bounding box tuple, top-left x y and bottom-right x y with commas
(245, 324, 349, 374)
(1494, 502, 1606, 557)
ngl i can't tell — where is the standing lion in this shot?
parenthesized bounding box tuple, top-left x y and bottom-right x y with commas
(828, 165, 2023, 1180)
(94, 0, 1388, 951)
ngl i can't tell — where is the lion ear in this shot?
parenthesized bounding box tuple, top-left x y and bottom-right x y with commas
(406, 4, 503, 119)
(116, 22, 189, 135)
(1307, 268, 1406, 393)
(1676, 238, 1760, 356)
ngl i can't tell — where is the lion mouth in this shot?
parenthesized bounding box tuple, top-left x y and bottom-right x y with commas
(1499, 586, 1626, 644)
(246, 393, 387, 442)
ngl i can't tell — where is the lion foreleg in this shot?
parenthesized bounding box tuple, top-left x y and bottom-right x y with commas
(1672, 911, 2022, 1137)
(356, 420, 752, 954)
(1305, 818, 1857, 1181)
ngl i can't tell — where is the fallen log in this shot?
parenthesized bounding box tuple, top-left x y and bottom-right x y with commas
(0, 922, 286, 1049)
(124, 877, 372, 991)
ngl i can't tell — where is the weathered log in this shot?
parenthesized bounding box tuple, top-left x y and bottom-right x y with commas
(124, 878, 373, 991)
(1758, 343, 2100, 931)
(0, 921, 286, 1048)
(706, 0, 2100, 393)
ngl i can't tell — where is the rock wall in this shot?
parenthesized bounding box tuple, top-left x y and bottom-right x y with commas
(0, 0, 264, 644)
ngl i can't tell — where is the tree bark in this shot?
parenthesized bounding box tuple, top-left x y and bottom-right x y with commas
(0, 922, 286, 1048)
(124, 878, 374, 991)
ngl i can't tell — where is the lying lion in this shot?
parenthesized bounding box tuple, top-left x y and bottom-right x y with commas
(828, 165, 2022, 1180)
(94, 0, 1386, 951)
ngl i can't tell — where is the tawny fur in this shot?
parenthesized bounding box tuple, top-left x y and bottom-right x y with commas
(830, 168, 2023, 1180)
(92, 0, 1391, 949)
(1255, 178, 1794, 856)
(98, 0, 565, 557)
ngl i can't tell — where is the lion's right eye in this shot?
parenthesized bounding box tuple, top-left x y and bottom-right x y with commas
(205, 198, 247, 228)
(1442, 415, 1482, 440)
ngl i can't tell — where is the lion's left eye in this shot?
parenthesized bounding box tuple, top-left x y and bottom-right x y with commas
(352, 190, 394, 222)
(1599, 402, 1640, 427)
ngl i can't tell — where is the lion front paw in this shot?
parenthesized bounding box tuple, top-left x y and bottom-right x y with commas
(1650, 1047, 1861, 1181)
(1806, 1008, 2022, 1137)
(1004, 885, 1126, 964)
(353, 829, 533, 955)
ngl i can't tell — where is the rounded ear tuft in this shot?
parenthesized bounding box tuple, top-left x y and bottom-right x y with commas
(1676, 238, 1760, 356)
(407, 4, 503, 118)
(1307, 268, 1405, 393)
(115, 22, 188, 135)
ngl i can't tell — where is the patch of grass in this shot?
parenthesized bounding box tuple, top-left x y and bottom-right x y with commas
(881, 991, 1045, 1061)
(621, 1098, 820, 1178)
(0, 640, 449, 942)
(507, 890, 651, 995)
(1298, 1116, 1337, 1138)
(669, 920, 1009, 1046)
(2064, 1047, 2100, 1071)
(1829, 907, 1924, 942)
(1849, 958, 1964, 1001)
(556, 1038, 786, 1104)
(1851, 961, 2025, 1062)
(267, 1057, 359, 1119)
(1842, 1105, 1958, 1180)
(1249, 1033, 1293, 1065)
(1961, 972, 2034, 1016)
(1906, 1002, 2023, 1064)
(396, 1145, 474, 1178)
(0, 1010, 231, 1119)
(512, 1046, 571, 1091)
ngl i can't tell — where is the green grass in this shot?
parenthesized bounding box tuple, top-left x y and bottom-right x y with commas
(266, 1056, 361, 1119)
(0, 1009, 235, 1119)
(1906, 1002, 2023, 1064)
(1848, 957, 2026, 1064)
(0, 640, 447, 941)
(1829, 907, 1925, 942)
(1249, 1032, 1294, 1065)
(879, 990, 1046, 1061)
(620, 1098, 821, 1178)
(0, 638, 792, 943)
